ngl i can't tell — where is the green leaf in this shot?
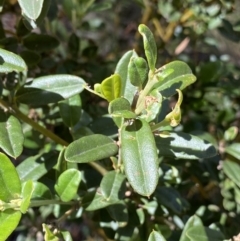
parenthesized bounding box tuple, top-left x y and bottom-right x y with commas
(100, 171, 126, 201)
(154, 61, 196, 97)
(223, 159, 240, 189)
(115, 50, 138, 104)
(120, 119, 159, 196)
(23, 33, 59, 52)
(186, 226, 225, 241)
(155, 187, 186, 214)
(225, 143, 240, 160)
(148, 230, 166, 241)
(101, 74, 121, 102)
(0, 48, 27, 73)
(82, 190, 117, 211)
(59, 94, 82, 127)
(42, 223, 59, 241)
(128, 56, 148, 88)
(17, 152, 58, 182)
(18, 0, 44, 20)
(224, 126, 238, 142)
(140, 89, 162, 122)
(65, 134, 118, 163)
(0, 110, 24, 158)
(0, 210, 22, 241)
(54, 169, 81, 202)
(108, 97, 132, 127)
(0, 153, 21, 202)
(20, 50, 41, 67)
(138, 24, 157, 72)
(180, 215, 203, 241)
(107, 203, 128, 226)
(16, 74, 86, 105)
(31, 182, 52, 200)
(155, 131, 217, 160)
(20, 180, 34, 214)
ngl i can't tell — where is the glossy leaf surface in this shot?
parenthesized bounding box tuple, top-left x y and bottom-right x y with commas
(101, 74, 121, 102)
(148, 230, 166, 241)
(100, 171, 126, 201)
(0, 48, 27, 73)
(16, 74, 86, 105)
(115, 50, 138, 104)
(55, 169, 81, 202)
(155, 131, 217, 159)
(0, 210, 21, 241)
(225, 143, 240, 160)
(18, 0, 44, 20)
(0, 110, 24, 158)
(180, 215, 203, 241)
(0, 153, 21, 202)
(17, 152, 58, 182)
(154, 61, 196, 97)
(121, 119, 159, 196)
(138, 24, 157, 71)
(65, 134, 118, 163)
(59, 94, 82, 127)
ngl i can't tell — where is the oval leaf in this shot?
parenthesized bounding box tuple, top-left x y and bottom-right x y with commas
(18, 0, 44, 20)
(59, 94, 82, 127)
(0, 111, 24, 158)
(54, 169, 81, 202)
(0, 210, 21, 241)
(100, 170, 126, 201)
(155, 131, 217, 160)
(65, 134, 118, 163)
(223, 159, 240, 188)
(120, 119, 159, 196)
(0, 48, 27, 73)
(128, 56, 148, 88)
(108, 97, 132, 127)
(23, 33, 59, 52)
(154, 61, 196, 97)
(101, 74, 121, 102)
(31, 182, 52, 200)
(16, 74, 86, 105)
(138, 24, 157, 72)
(148, 230, 166, 241)
(115, 50, 138, 104)
(17, 152, 58, 182)
(0, 153, 21, 202)
(225, 143, 240, 160)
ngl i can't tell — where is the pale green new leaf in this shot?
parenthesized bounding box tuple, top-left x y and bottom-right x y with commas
(55, 169, 81, 202)
(65, 134, 118, 163)
(101, 74, 121, 102)
(0, 210, 21, 241)
(121, 119, 159, 196)
(223, 159, 240, 189)
(0, 110, 24, 158)
(20, 180, 34, 214)
(225, 143, 240, 160)
(0, 153, 21, 202)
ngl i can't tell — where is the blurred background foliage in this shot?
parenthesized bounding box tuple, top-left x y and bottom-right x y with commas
(1, 0, 240, 240)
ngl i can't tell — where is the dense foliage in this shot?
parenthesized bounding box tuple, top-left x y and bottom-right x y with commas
(0, 0, 240, 241)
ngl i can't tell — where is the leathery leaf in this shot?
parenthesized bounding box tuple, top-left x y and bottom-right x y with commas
(120, 119, 159, 196)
